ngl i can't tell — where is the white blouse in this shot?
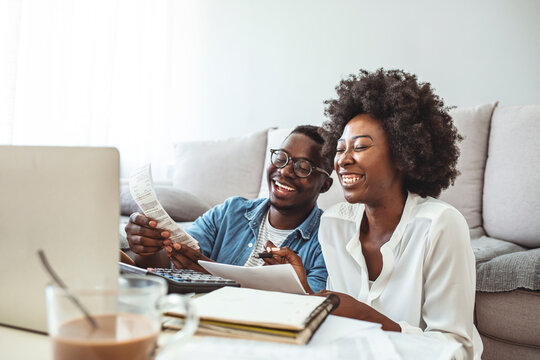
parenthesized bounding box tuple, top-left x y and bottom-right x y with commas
(319, 192, 482, 360)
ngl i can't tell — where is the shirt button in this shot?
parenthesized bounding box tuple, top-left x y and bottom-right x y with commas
(248, 243, 253, 248)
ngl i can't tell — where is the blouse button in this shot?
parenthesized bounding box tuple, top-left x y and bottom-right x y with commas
(248, 243, 253, 248)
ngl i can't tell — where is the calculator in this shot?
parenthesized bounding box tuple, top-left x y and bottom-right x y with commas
(119, 262, 240, 294)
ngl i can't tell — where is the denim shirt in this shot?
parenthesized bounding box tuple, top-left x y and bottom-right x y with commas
(186, 197, 328, 293)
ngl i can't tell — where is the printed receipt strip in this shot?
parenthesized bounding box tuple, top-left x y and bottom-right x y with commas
(129, 164, 200, 250)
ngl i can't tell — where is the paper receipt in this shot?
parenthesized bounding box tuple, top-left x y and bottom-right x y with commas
(129, 164, 199, 250)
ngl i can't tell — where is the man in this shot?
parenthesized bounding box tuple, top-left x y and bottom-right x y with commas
(126, 125, 334, 292)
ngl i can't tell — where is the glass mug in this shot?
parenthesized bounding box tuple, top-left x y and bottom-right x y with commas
(45, 275, 198, 360)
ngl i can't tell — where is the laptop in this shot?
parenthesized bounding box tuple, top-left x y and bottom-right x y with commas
(0, 146, 120, 333)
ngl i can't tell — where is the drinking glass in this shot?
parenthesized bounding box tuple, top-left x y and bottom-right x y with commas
(45, 275, 198, 360)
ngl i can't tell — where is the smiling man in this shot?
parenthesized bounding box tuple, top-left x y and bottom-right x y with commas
(125, 125, 334, 292)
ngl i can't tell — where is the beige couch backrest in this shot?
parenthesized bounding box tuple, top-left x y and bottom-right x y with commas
(439, 102, 497, 231)
(170, 103, 540, 249)
(482, 105, 540, 248)
(172, 129, 268, 207)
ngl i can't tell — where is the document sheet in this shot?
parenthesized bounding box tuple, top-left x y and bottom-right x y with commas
(129, 164, 199, 250)
(199, 261, 307, 294)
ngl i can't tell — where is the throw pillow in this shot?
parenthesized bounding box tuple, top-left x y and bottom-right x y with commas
(483, 105, 540, 248)
(120, 186, 211, 222)
(439, 102, 498, 230)
(173, 129, 268, 207)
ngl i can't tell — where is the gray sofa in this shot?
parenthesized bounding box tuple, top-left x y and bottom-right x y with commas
(120, 103, 540, 359)
(439, 104, 540, 360)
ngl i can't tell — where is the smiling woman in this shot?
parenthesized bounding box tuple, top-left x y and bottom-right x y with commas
(317, 69, 481, 360)
(334, 114, 400, 206)
(279, 69, 482, 360)
(323, 69, 462, 198)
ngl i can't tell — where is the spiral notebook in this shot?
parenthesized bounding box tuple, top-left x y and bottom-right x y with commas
(163, 287, 339, 345)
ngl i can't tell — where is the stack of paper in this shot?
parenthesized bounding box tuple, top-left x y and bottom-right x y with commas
(163, 287, 339, 345)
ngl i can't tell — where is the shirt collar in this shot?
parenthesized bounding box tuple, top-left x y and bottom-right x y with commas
(245, 199, 321, 241)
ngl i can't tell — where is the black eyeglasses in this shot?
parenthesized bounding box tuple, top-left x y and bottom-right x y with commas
(269, 149, 330, 178)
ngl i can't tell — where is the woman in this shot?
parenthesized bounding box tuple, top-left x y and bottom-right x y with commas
(266, 69, 481, 359)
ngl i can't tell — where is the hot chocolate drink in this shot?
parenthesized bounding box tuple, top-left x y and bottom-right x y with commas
(52, 313, 159, 360)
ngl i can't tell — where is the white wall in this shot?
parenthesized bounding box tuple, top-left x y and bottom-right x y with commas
(169, 0, 540, 143)
(3, 0, 538, 180)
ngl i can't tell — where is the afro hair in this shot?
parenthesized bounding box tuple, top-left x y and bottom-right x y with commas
(322, 68, 462, 198)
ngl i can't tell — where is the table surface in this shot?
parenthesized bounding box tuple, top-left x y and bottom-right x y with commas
(0, 325, 50, 360)
(0, 315, 460, 360)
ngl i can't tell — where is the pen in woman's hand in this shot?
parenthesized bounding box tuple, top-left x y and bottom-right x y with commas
(257, 248, 298, 259)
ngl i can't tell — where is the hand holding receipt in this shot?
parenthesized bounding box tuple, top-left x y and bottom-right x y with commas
(129, 164, 199, 250)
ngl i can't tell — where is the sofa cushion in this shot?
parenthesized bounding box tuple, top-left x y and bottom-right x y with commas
(479, 334, 540, 360)
(439, 102, 497, 230)
(173, 129, 268, 207)
(120, 186, 211, 222)
(476, 290, 540, 348)
(483, 105, 540, 247)
(257, 128, 345, 210)
(472, 236, 527, 264)
(475, 244, 540, 292)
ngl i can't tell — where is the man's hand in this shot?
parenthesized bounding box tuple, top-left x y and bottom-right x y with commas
(166, 242, 214, 273)
(125, 212, 171, 256)
(262, 241, 313, 294)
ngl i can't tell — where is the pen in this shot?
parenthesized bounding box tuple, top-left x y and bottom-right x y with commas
(257, 249, 299, 258)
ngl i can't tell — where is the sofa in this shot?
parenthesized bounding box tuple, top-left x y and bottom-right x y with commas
(119, 103, 540, 359)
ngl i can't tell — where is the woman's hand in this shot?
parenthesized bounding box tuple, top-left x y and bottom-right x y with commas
(315, 290, 401, 332)
(262, 241, 314, 294)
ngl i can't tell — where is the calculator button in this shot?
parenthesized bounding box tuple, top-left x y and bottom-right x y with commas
(146, 267, 240, 294)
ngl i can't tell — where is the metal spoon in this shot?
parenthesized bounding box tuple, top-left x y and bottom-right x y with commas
(37, 249, 98, 329)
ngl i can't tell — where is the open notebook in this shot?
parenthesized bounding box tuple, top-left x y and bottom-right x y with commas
(163, 287, 339, 345)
